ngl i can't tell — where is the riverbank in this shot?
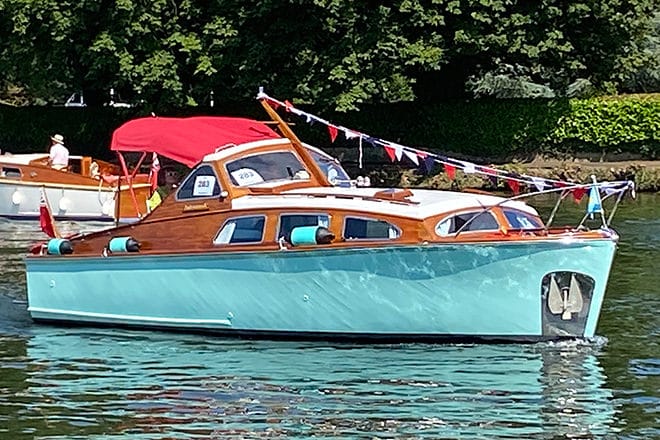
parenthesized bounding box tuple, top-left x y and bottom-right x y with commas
(384, 157, 660, 192)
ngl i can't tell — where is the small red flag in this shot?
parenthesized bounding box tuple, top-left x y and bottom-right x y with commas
(506, 178, 520, 195)
(384, 145, 396, 162)
(39, 191, 57, 238)
(328, 125, 338, 143)
(571, 187, 587, 203)
(267, 100, 280, 110)
(444, 164, 456, 180)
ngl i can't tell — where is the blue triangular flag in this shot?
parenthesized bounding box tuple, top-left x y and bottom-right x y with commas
(587, 186, 602, 217)
(423, 156, 435, 174)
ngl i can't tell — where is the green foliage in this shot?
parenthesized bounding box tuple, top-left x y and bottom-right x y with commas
(0, 1, 657, 109)
(620, 12, 660, 93)
(0, 94, 657, 171)
(548, 95, 660, 157)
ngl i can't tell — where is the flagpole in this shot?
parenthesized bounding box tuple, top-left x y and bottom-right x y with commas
(591, 175, 608, 227)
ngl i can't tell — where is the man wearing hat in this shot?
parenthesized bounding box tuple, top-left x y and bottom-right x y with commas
(48, 134, 69, 171)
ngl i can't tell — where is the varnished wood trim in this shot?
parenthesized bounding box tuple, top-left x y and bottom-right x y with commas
(182, 203, 210, 212)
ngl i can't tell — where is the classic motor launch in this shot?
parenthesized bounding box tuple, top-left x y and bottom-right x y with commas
(0, 152, 151, 223)
(23, 91, 634, 342)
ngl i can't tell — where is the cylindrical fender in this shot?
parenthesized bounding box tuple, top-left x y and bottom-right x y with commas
(47, 238, 73, 255)
(108, 236, 140, 253)
(289, 226, 334, 246)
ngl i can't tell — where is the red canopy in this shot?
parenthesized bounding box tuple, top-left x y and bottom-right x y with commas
(110, 116, 281, 167)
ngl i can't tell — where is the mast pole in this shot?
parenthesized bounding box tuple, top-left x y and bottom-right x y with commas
(258, 95, 331, 187)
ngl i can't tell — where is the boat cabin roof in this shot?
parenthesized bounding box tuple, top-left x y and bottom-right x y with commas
(231, 187, 539, 220)
(177, 138, 540, 221)
(1, 154, 95, 166)
(0, 153, 49, 165)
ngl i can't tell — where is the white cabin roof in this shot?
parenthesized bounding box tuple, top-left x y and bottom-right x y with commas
(203, 138, 292, 162)
(0, 153, 49, 165)
(230, 187, 539, 220)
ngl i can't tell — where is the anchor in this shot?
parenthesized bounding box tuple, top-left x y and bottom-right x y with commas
(548, 274, 584, 320)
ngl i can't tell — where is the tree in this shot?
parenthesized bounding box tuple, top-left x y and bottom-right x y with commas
(0, 0, 656, 110)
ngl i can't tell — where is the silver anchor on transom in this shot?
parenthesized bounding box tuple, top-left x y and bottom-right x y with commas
(548, 274, 584, 320)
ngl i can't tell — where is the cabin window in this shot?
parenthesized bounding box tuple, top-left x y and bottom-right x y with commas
(1, 167, 21, 179)
(278, 213, 329, 239)
(503, 209, 544, 229)
(176, 164, 221, 200)
(68, 157, 82, 175)
(306, 148, 351, 186)
(435, 211, 499, 236)
(226, 151, 309, 187)
(214, 215, 265, 244)
(344, 217, 401, 240)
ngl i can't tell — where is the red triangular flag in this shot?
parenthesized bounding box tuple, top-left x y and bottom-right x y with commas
(39, 196, 56, 238)
(384, 145, 396, 162)
(267, 100, 280, 110)
(39, 205, 55, 238)
(506, 178, 520, 195)
(149, 152, 160, 191)
(328, 125, 338, 143)
(39, 188, 60, 238)
(444, 164, 456, 180)
(571, 187, 587, 203)
(480, 166, 498, 186)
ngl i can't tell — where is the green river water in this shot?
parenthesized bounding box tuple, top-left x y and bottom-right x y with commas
(0, 193, 657, 439)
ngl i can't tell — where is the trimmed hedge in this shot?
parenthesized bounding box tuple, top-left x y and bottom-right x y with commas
(0, 94, 658, 164)
(548, 94, 660, 159)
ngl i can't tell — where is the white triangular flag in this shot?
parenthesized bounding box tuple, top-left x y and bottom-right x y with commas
(392, 143, 403, 161)
(459, 161, 475, 174)
(403, 149, 419, 165)
(531, 177, 546, 192)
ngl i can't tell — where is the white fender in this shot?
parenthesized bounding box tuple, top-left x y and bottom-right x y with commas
(101, 199, 115, 216)
(11, 190, 23, 205)
(58, 197, 71, 211)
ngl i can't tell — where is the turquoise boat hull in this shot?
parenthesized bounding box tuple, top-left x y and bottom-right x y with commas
(25, 238, 617, 341)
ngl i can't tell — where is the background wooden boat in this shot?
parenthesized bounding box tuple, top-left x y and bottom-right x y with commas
(0, 152, 151, 222)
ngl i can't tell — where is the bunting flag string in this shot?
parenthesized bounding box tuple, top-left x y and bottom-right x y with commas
(256, 90, 634, 198)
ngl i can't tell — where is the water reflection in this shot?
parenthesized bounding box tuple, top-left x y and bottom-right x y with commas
(0, 329, 616, 439)
(0, 219, 110, 299)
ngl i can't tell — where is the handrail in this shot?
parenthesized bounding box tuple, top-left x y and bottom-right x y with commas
(453, 180, 633, 238)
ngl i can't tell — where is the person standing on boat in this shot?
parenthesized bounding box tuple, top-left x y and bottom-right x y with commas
(48, 134, 69, 171)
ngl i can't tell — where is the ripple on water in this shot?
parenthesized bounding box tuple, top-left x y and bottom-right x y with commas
(0, 329, 623, 439)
